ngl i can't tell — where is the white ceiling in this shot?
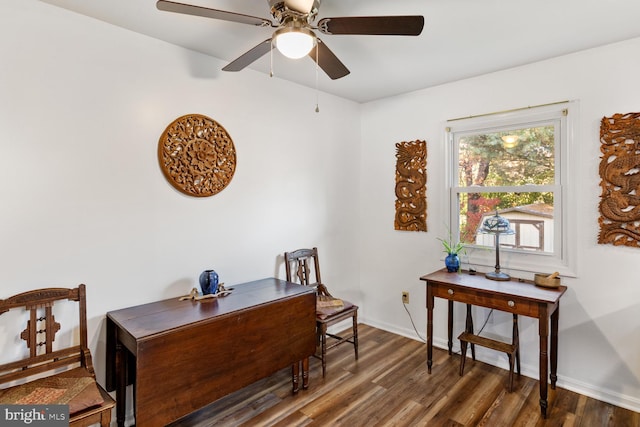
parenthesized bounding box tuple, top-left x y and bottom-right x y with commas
(41, 0, 640, 103)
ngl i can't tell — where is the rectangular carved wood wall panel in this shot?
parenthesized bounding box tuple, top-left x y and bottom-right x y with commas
(598, 112, 640, 247)
(395, 140, 427, 232)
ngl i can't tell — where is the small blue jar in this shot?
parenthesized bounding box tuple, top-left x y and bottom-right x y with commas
(199, 270, 219, 295)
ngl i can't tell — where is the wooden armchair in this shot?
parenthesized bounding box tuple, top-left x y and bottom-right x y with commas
(284, 247, 358, 377)
(0, 285, 115, 427)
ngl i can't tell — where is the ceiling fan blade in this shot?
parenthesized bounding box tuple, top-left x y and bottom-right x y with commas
(284, 0, 316, 14)
(222, 39, 274, 72)
(157, 0, 273, 27)
(317, 16, 424, 36)
(309, 39, 350, 80)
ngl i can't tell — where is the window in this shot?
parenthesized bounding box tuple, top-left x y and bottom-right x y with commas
(446, 102, 577, 276)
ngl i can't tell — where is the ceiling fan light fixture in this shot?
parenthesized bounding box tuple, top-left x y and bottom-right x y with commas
(501, 135, 519, 148)
(273, 27, 316, 59)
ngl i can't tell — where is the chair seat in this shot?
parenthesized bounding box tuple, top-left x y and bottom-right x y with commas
(0, 367, 105, 415)
(316, 299, 357, 320)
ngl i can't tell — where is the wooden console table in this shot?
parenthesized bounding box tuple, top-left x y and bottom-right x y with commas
(421, 269, 567, 418)
(105, 277, 316, 427)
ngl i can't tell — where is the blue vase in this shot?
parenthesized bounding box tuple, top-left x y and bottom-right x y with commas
(445, 254, 460, 273)
(199, 270, 219, 295)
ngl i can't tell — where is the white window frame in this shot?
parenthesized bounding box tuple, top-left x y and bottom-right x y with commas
(445, 101, 578, 277)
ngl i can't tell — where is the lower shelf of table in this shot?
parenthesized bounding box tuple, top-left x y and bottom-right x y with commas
(458, 332, 518, 355)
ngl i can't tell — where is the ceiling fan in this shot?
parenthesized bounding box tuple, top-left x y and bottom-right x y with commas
(156, 0, 424, 80)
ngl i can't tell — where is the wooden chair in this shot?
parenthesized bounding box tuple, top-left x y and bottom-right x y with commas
(284, 247, 358, 377)
(0, 285, 115, 427)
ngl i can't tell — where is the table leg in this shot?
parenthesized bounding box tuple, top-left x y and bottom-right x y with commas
(302, 357, 309, 390)
(292, 361, 300, 393)
(550, 303, 559, 389)
(538, 305, 549, 419)
(513, 314, 521, 376)
(465, 304, 476, 360)
(115, 341, 126, 427)
(427, 286, 434, 373)
(105, 319, 116, 392)
(132, 375, 136, 423)
(447, 300, 454, 355)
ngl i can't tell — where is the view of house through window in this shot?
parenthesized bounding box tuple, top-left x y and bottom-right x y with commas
(451, 119, 560, 256)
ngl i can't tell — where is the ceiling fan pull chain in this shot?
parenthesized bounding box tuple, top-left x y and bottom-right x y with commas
(270, 38, 274, 77)
(315, 44, 320, 113)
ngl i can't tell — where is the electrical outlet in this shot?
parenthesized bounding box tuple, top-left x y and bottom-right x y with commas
(402, 291, 409, 304)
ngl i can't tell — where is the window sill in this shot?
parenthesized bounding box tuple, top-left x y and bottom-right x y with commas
(460, 247, 577, 279)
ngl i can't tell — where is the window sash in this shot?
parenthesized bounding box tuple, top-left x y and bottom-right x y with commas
(445, 101, 576, 277)
(452, 187, 561, 256)
(452, 119, 561, 188)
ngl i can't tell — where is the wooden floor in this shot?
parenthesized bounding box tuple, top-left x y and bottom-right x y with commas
(170, 325, 639, 427)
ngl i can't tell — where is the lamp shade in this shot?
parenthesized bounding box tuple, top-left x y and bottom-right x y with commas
(274, 27, 316, 59)
(480, 211, 515, 235)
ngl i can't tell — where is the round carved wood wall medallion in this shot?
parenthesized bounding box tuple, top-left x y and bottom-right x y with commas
(158, 114, 236, 197)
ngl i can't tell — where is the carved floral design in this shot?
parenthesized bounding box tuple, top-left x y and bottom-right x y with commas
(395, 140, 427, 231)
(158, 114, 236, 197)
(598, 112, 640, 247)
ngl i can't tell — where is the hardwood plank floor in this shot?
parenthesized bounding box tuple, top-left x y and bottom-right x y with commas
(170, 325, 639, 427)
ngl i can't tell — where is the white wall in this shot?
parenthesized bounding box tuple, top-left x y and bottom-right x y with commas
(360, 38, 640, 410)
(0, 0, 361, 386)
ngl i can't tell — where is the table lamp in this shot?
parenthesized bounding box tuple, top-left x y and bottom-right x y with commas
(480, 210, 515, 281)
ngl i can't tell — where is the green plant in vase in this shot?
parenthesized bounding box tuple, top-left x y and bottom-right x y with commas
(438, 233, 466, 273)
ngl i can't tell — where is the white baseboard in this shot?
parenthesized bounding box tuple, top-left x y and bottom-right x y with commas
(361, 317, 640, 413)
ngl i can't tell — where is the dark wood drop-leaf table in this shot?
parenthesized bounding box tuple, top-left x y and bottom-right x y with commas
(105, 277, 316, 427)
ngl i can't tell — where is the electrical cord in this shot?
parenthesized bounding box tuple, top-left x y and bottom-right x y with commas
(401, 301, 494, 352)
(402, 301, 426, 343)
(475, 308, 494, 336)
